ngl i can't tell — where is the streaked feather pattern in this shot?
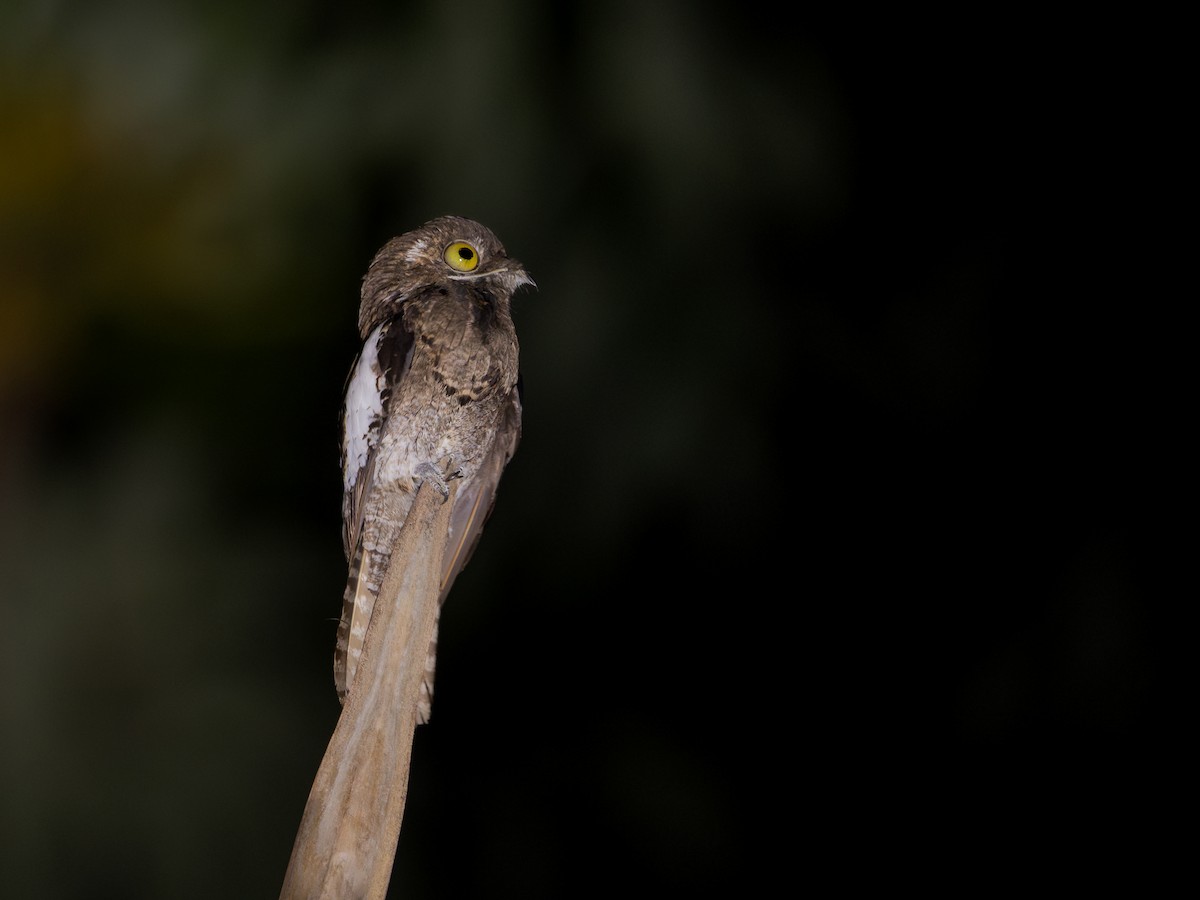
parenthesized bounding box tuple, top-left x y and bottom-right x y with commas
(334, 216, 529, 722)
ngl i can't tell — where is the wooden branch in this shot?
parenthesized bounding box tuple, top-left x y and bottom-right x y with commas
(281, 480, 454, 900)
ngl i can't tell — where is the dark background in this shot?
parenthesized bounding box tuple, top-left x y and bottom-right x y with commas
(1, 3, 1163, 897)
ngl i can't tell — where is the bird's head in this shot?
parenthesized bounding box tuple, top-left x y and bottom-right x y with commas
(359, 216, 533, 337)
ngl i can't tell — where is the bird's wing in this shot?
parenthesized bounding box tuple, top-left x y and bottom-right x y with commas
(335, 318, 414, 699)
(440, 384, 522, 601)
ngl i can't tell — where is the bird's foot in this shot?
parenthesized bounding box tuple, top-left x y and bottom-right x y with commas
(416, 459, 463, 500)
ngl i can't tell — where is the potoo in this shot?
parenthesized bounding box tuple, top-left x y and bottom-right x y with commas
(336, 216, 531, 722)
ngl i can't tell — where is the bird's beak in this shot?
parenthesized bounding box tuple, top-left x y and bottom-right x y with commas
(509, 261, 536, 291)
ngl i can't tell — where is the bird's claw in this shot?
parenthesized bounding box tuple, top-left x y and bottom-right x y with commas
(416, 460, 462, 500)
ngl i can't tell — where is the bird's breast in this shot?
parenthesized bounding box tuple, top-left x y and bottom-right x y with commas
(374, 369, 509, 489)
(366, 290, 517, 491)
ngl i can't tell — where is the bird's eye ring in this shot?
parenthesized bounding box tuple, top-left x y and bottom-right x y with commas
(444, 241, 479, 272)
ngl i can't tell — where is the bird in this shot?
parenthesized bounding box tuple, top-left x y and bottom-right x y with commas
(335, 215, 531, 722)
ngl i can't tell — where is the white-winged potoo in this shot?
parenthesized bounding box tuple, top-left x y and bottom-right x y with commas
(336, 216, 531, 722)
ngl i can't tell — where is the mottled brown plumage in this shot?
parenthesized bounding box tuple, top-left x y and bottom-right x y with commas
(335, 216, 530, 721)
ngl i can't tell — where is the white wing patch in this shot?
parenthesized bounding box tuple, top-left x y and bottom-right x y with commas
(343, 323, 386, 491)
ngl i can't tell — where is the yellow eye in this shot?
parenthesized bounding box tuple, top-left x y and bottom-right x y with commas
(444, 241, 479, 272)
